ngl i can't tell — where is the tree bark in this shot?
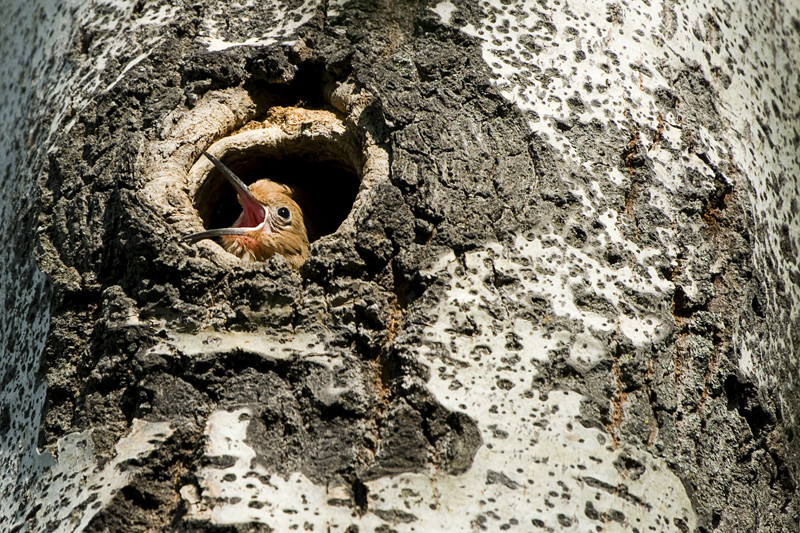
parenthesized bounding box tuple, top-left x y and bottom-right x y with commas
(2, 0, 799, 531)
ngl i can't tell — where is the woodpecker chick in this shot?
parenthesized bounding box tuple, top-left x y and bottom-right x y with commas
(184, 151, 309, 269)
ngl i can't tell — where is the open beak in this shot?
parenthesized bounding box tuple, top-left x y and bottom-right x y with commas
(184, 151, 268, 244)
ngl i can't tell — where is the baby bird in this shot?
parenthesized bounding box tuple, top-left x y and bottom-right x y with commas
(184, 151, 309, 269)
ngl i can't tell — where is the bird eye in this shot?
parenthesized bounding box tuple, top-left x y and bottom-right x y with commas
(277, 207, 291, 219)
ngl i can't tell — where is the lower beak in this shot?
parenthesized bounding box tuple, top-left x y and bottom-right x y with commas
(183, 226, 253, 244)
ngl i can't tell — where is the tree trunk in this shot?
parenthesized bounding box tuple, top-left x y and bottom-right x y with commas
(2, 0, 799, 531)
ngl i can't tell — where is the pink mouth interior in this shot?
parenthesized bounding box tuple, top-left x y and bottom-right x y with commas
(235, 195, 266, 229)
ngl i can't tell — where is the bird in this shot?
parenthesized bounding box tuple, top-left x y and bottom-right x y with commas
(184, 151, 309, 269)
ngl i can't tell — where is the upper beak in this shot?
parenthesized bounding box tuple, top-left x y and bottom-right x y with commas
(184, 151, 268, 244)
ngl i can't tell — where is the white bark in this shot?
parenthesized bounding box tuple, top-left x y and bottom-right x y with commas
(1, 0, 798, 531)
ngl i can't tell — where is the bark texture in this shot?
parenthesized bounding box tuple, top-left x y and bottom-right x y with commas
(2, 0, 799, 532)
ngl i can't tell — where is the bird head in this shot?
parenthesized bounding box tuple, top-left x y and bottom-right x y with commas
(184, 151, 309, 268)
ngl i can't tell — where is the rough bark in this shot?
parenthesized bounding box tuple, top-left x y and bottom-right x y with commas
(2, 0, 799, 532)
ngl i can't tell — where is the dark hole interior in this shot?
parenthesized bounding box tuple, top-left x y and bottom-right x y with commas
(194, 152, 360, 243)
